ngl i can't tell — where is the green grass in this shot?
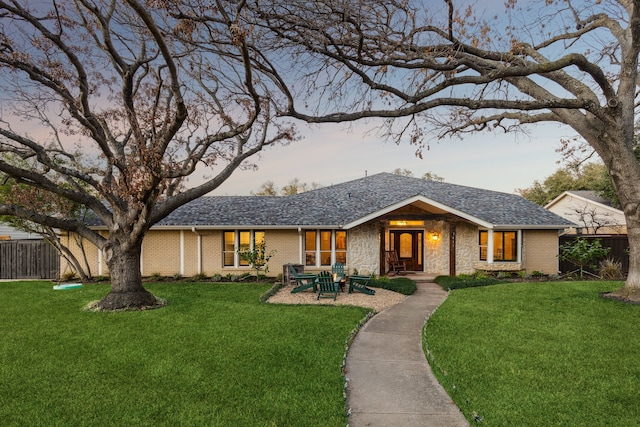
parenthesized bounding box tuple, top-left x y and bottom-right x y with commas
(0, 281, 369, 426)
(424, 281, 640, 426)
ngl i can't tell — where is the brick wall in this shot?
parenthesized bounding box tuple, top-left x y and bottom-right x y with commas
(522, 230, 560, 274)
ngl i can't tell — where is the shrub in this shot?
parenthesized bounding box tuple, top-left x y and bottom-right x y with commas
(560, 237, 611, 278)
(190, 272, 208, 282)
(599, 258, 623, 280)
(496, 271, 512, 279)
(369, 276, 416, 295)
(434, 275, 505, 290)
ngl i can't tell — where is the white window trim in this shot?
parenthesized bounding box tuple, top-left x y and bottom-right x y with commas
(223, 230, 263, 268)
(480, 229, 521, 263)
(304, 230, 346, 267)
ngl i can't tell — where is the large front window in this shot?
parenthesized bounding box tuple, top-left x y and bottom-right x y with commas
(223, 230, 265, 267)
(305, 230, 347, 266)
(479, 231, 517, 261)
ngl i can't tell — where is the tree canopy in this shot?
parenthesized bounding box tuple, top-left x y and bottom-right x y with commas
(250, 0, 640, 298)
(0, 0, 295, 309)
(517, 162, 616, 206)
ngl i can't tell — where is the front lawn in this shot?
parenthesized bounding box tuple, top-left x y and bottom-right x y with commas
(424, 281, 640, 426)
(0, 281, 369, 426)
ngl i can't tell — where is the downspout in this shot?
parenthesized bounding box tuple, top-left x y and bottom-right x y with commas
(191, 227, 203, 275)
(298, 227, 303, 265)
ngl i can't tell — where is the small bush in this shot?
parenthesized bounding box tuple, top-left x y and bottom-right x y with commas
(496, 271, 512, 279)
(149, 272, 163, 282)
(190, 272, 208, 282)
(473, 270, 489, 279)
(599, 258, 623, 280)
(369, 276, 417, 295)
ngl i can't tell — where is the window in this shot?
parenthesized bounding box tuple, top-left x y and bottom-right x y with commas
(335, 231, 347, 264)
(223, 230, 265, 267)
(479, 231, 518, 261)
(305, 230, 347, 266)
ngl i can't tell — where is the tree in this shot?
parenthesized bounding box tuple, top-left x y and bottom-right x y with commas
(0, 174, 94, 281)
(517, 162, 614, 206)
(254, 0, 640, 299)
(0, 1, 295, 310)
(391, 168, 444, 181)
(252, 178, 323, 196)
(251, 180, 278, 196)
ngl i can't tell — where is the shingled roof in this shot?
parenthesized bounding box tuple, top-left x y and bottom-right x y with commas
(157, 172, 573, 229)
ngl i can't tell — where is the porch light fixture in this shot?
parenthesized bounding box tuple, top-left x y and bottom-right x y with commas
(430, 232, 440, 242)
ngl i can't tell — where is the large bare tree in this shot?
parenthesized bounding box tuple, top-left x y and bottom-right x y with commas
(252, 0, 640, 300)
(0, 0, 295, 310)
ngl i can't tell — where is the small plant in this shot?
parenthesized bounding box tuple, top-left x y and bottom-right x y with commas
(190, 272, 208, 282)
(473, 270, 488, 280)
(517, 270, 528, 279)
(94, 275, 108, 283)
(531, 270, 545, 277)
(211, 273, 223, 282)
(559, 237, 611, 279)
(172, 272, 183, 281)
(496, 271, 512, 279)
(238, 240, 276, 278)
(599, 258, 623, 280)
(149, 272, 163, 282)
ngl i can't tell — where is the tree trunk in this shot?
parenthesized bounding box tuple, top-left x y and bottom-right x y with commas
(94, 241, 162, 311)
(597, 137, 640, 300)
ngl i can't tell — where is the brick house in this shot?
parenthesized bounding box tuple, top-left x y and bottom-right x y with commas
(63, 172, 574, 278)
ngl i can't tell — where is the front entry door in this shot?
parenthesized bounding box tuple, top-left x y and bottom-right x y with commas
(390, 231, 423, 271)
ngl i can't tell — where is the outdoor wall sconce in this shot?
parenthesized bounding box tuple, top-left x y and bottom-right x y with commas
(430, 232, 440, 242)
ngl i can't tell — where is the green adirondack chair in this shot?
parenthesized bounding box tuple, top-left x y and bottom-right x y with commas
(348, 273, 375, 295)
(290, 266, 317, 293)
(317, 271, 339, 300)
(332, 262, 346, 292)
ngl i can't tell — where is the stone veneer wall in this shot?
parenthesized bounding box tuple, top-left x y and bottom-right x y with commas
(455, 222, 480, 275)
(424, 220, 448, 275)
(347, 221, 379, 275)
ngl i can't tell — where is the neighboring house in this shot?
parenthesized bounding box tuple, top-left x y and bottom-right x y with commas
(63, 172, 574, 278)
(545, 190, 626, 235)
(0, 223, 42, 240)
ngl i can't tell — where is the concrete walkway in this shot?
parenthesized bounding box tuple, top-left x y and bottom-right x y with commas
(345, 281, 469, 427)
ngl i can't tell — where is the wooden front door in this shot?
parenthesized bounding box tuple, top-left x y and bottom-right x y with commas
(390, 231, 423, 271)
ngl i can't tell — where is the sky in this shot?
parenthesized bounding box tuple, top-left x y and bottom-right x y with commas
(207, 119, 571, 196)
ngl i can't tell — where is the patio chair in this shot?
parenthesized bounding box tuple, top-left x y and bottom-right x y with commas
(290, 266, 318, 293)
(316, 271, 339, 300)
(385, 250, 407, 276)
(348, 273, 375, 295)
(332, 262, 346, 292)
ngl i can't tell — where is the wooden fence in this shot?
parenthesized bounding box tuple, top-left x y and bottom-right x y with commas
(559, 235, 629, 275)
(0, 239, 59, 279)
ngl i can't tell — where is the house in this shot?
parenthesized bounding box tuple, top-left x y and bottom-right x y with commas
(64, 172, 574, 278)
(0, 223, 42, 240)
(545, 190, 626, 235)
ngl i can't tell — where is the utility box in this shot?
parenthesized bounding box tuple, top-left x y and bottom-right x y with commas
(283, 263, 304, 285)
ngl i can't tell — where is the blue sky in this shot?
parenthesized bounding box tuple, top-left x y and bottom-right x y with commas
(209, 119, 570, 196)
